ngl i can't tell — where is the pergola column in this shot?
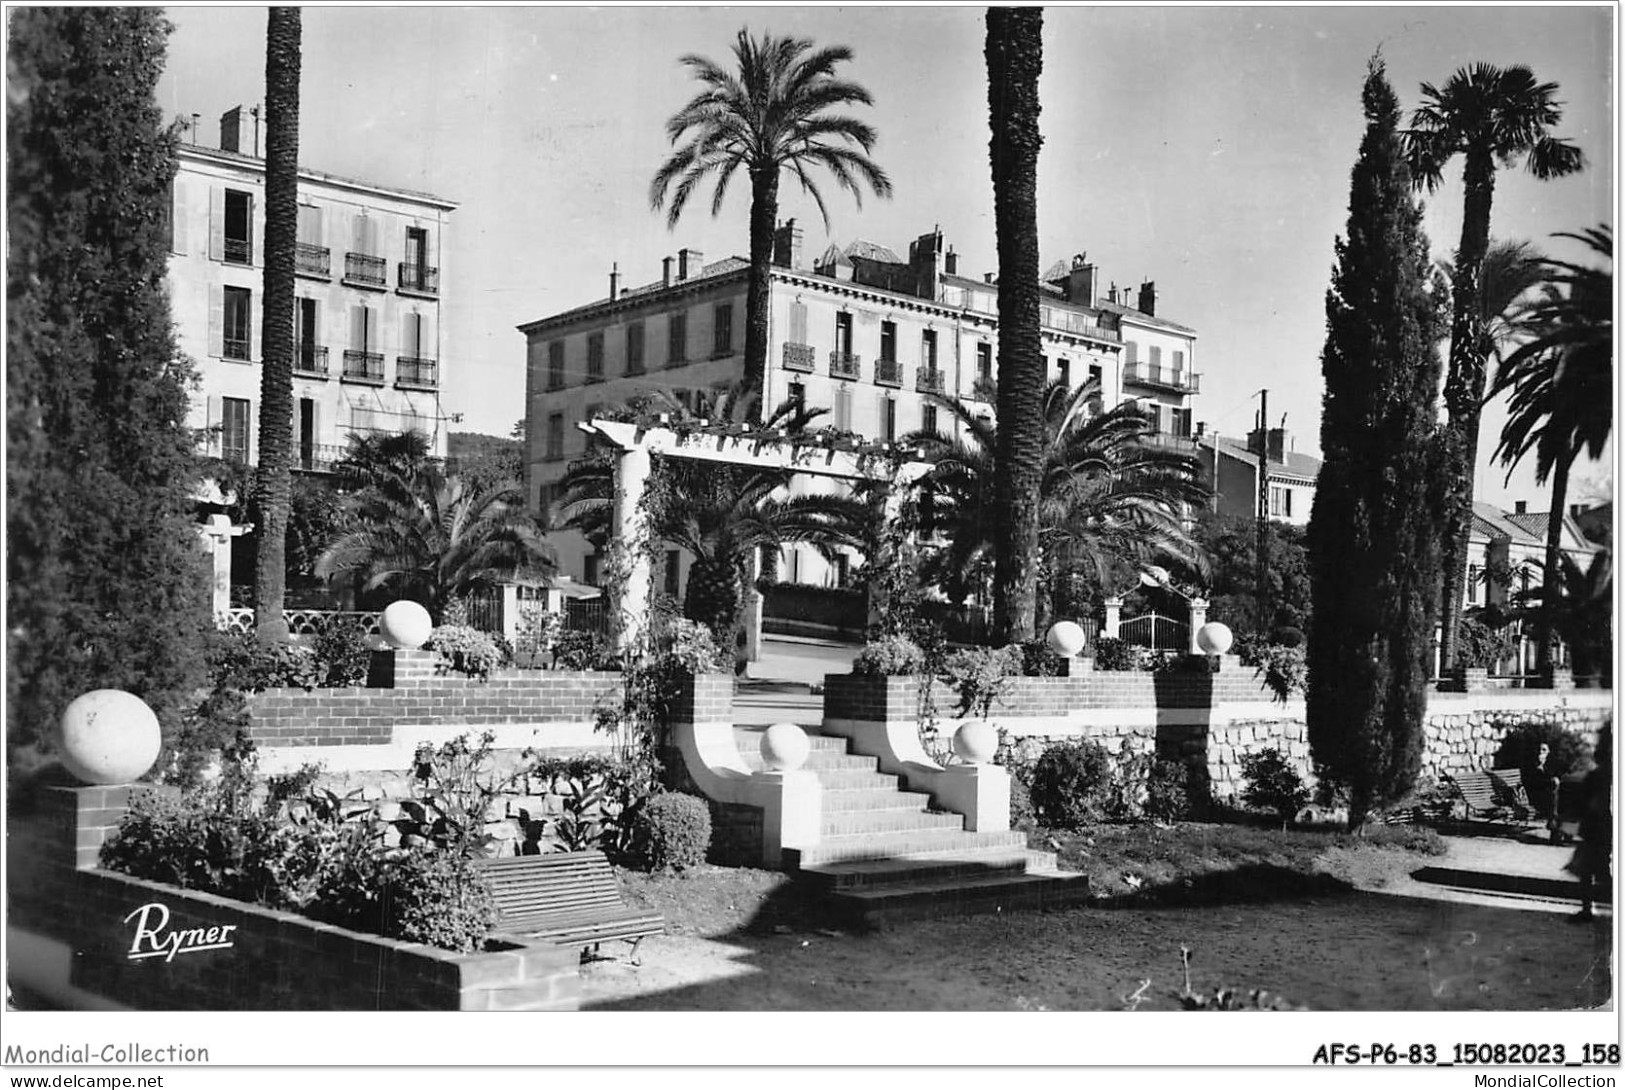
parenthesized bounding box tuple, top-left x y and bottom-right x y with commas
(612, 445, 653, 653)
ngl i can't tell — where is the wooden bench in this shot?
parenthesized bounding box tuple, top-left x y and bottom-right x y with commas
(1442, 768, 1533, 824)
(474, 851, 665, 963)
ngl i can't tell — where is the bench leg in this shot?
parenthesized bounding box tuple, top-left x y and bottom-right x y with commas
(627, 935, 646, 967)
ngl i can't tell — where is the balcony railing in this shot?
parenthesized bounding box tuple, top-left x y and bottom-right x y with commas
(341, 349, 385, 384)
(830, 351, 861, 380)
(344, 252, 387, 287)
(875, 358, 903, 387)
(224, 237, 252, 265)
(295, 242, 330, 277)
(1123, 361, 1201, 394)
(223, 336, 251, 362)
(294, 345, 329, 377)
(916, 366, 945, 395)
(1144, 431, 1197, 452)
(398, 263, 439, 295)
(972, 376, 997, 402)
(782, 342, 815, 373)
(395, 356, 438, 389)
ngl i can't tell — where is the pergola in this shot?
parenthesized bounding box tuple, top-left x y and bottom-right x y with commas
(577, 417, 931, 654)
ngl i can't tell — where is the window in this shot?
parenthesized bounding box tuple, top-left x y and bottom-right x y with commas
(404, 227, 427, 270)
(546, 412, 565, 461)
(922, 329, 938, 370)
(1173, 349, 1186, 372)
(627, 322, 645, 374)
(297, 204, 322, 245)
(1172, 407, 1193, 438)
(713, 303, 733, 356)
(664, 551, 681, 598)
(224, 189, 252, 264)
(668, 312, 688, 364)
(881, 396, 897, 442)
(401, 226, 434, 292)
(834, 385, 852, 431)
(1125, 341, 1139, 365)
(223, 287, 251, 360)
(1468, 564, 1480, 605)
(584, 553, 601, 586)
(548, 342, 565, 390)
(587, 332, 604, 381)
(833, 554, 851, 589)
(788, 380, 805, 410)
(1088, 362, 1103, 389)
(1057, 358, 1070, 387)
(976, 342, 992, 384)
(837, 312, 855, 356)
(922, 404, 938, 436)
(297, 398, 316, 469)
(880, 320, 896, 362)
(1269, 485, 1292, 519)
(221, 396, 250, 463)
(295, 298, 320, 372)
(1149, 345, 1163, 368)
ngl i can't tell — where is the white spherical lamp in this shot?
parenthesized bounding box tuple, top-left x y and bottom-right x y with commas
(57, 690, 162, 785)
(953, 721, 998, 765)
(1196, 621, 1234, 656)
(759, 723, 811, 772)
(380, 600, 433, 650)
(1046, 620, 1087, 658)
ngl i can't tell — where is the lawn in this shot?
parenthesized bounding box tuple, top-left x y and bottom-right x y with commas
(594, 822, 1612, 1012)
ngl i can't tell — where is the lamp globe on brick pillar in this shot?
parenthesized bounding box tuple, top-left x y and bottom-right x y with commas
(381, 600, 433, 649)
(1046, 621, 1086, 658)
(953, 721, 998, 765)
(57, 690, 162, 785)
(759, 722, 811, 772)
(1196, 621, 1234, 656)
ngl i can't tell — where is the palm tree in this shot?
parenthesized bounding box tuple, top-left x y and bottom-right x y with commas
(333, 428, 435, 490)
(1489, 225, 1613, 674)
(650, 29, 892, 410)
(316, 462, 554, 623)
(1439, 238, 1549, 363)
(907, 379, 1210, 627)
(1405, 62, 1584, 672)
(558, 386, 867, 644)
(250, 7, 301, 643)
(985, 6, 1046, 644)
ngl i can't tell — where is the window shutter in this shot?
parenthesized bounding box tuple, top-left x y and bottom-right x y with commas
(250, 192, 263, 267)
(1174, 349, 1185, 370)
(170, 180, 187, 255)
(206, 395, 222, 456)
(421, 311, 436, 357)
(311, 298, 321, 347)
(353, 213, 373, 255)
(789, 301, 807, 344)
(209, 289, 225, 357)
(208, 186, 225, 261)
(248, 290, 257, 361)
(1125, 341, 1138, 365)
(401, 312, 417, 358)
(350, 304, 365, 351)
(366, 305, 378, 353)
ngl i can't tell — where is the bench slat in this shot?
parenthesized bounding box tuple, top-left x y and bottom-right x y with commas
(473, 850, 663, 955)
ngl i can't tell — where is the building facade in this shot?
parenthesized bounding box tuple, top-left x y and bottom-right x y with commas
(170, 112, 457, 473)
(519, 222, 1202, 589)
(1204, 428, 1321, 528)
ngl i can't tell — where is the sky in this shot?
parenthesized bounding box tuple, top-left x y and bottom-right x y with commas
(155, 3, 1617, 512)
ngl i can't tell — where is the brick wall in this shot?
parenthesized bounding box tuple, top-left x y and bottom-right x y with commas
(7, 786, 580, 1011)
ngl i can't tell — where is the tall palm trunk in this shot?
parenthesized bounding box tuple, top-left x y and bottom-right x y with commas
(742, 167, 780, 422)
(1536, 453, 1570, 675)
(986, 7, 1045, 644)
(1436, 146, 1496, 674)
(252, 7, 301, 644)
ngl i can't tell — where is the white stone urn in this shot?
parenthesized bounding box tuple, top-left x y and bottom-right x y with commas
(57, 689, 162, 785)
(380, 600, 433, 649)
(759, 722, 811, 772)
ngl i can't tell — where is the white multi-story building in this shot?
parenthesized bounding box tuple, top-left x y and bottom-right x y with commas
(519, 221, 1202, 588)
(169, 109, 456, 472)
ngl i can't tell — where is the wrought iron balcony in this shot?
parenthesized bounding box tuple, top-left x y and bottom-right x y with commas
(830, 351, 861, 380)
(1144, 431, 1198, 452)
(223, 336, 251, 361)
(1123, 361, 1201, 394)
(341, 349, 385, 384)
(295, 243, 330, 277)
(782, 342, 815, 373)
(398, 263, 439, 295)
(916, 366, 945, 395)
(294, 345, 328, 377)
(224, 237, 252, 265)
(875, 358, 903, 387)
(395, 356, 438, 389)
(344, 252, 387, 287)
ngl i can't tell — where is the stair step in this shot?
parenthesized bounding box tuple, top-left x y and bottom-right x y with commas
(797, 849, 1053, 890)
(802, 769, 905, 791)
(820, 871, 1093, 930)
(732, 729, 851, 753)
(738, 751, 881, 772)
(785, 828, 1029, 868)
(819, 810, 965, 836)
(819, 788, 934, 813)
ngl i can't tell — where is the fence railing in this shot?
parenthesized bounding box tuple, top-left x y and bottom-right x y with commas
(217, 609, 382, 637)
(1117, 612, 1188, 651)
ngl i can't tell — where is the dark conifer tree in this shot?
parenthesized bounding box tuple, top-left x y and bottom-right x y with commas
(7, 9, 213, 753)
(1307, 57, 1445, 830)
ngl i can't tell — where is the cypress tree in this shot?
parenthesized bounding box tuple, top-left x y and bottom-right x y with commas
(7, 9, 213, 755)
(1306, 57, 1445, 830)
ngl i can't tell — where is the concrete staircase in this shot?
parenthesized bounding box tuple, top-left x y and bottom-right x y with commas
(734, 727, 1091, 928)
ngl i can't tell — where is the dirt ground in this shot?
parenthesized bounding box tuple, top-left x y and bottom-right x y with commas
(587, 846, 1613, 1012)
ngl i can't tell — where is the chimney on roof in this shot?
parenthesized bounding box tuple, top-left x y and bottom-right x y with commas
(772, 219, 805, 270)
(908, 228, 944, 300)
(1065, 253, 1097, 306)
(220, 106, 242, 153)
(1571, 503, 1585, 519)
(1137, 280, 1157, 317)
(678, 248, 704, 281)
(662, 256, 673, 288)
(1515, 500, 1528, 515)
(945, 246, 959, 276)
(1248, 427, 1287, 464)
(609, 263, 620, 301)
(984, 272, 995, 284)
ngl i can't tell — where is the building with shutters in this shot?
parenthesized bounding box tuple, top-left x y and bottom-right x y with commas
(519, 221, 1201, 590)
(169, 111, 456, 473)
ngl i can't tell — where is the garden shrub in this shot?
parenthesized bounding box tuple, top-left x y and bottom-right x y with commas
(381, 850, 497, 954)
(633, 792, 712, 872)
(425, 624, 503, 680)
(1239, 747, 1310, 827)
(1028, 740, 1113, 829)
(1235, 638, 1307, 702)
(1092, 637, 1138, 672)
(1268, 626, 1306, 649)
(852, 634, 926, 676)
(213, 629, 322, 692)
(401, 732, 515, 857)
(1359, 824, 1447, 855)
(519, 752, 657, 859)
(552, 629, 607, 670)
(1007, 771, 1036, 830)
(1493, 719, 1594, 817)
(1457, 613, 1518, 671)
(1018, 637, 1063, 677)
(1144, 759, 1191, 823)
(942, 644, 1022, 718)
(313, 617, 373, 687)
